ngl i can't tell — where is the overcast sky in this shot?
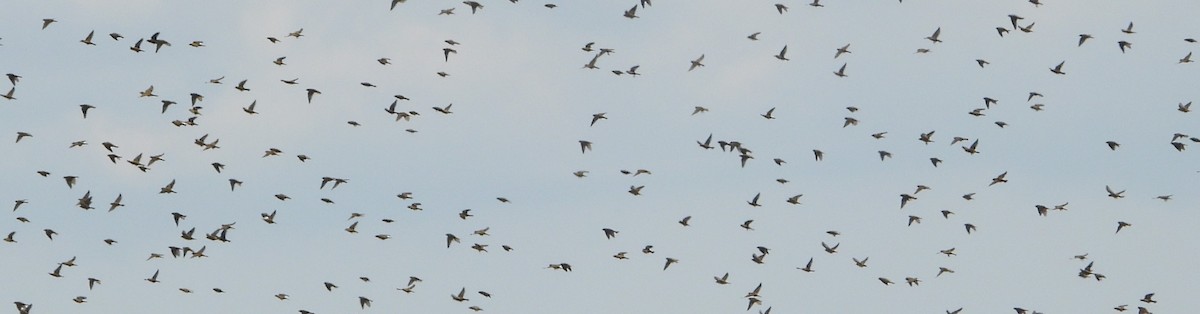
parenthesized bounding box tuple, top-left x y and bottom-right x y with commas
(1, 0, 1198, 313)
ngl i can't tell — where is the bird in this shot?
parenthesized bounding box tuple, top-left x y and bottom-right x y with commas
(602, 228, 618, 239)
(0, 87, 14, 100)
(443, 48, 457, 62)
(844, 117, 858, 127)
(623, 5, 638, 18)
(1119, 41, 1132, 53)
(108, 194, 124, 211)
(663, 257, 679, 270)
(1116, 221, 1132, 233)
(689, 54, 705, 71)
(1018, 22, 1035, 33)
(926, 27, 942, 43)
(159, 179, 176, 193)
(900, 194, 916, 208)
(589, 112, 607, 126)
(1141, 293, 1156, 303)
(698, 134, 714, 149)
(774, 45, 789, 61)
(745, 283, 762, 298)
(1180, 102, 1192, 113)
(77, 104, 97, 118)
(821, 241, 839, 254)
(1008, 14, 1024, 28)
(761, 108, 775, 119)
(990, 172, 1008, 186)
(798, 257, 814, 272)
(433, 104, 453, 114)
(715, 272, 731, 284)
(147, 32, 171, 52)
(146, 270, 160, 283)
(1078, 34, 1094, 46)
(1181, 52, 1193, 64)
(962, 139, 980, 154)
(1106, 185, 1126, 198)
(1050, 61, 1066, 74)
(579, 140, 592, 153)
(235, 80, 250, 91)
(835, 44, 851, 58)
(834, 63, 848, 77)
(678, 216, 692, 226)
(775, 3, 788, 14)
(80, 30, 95, 45)
(1122, 22, 1136, 34)
(359, 296, 372, 309)
(451, 288, 469, 302)
(748, 32, 761, 40)
(1107, 141, 1121, 150)
(306, 89, 321, 103)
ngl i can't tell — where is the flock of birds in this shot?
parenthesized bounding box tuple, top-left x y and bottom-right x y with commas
(1, 0, 1197, 313)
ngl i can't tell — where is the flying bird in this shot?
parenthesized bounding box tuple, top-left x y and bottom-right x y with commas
(1119, 40, 1132, 53)
(798, 257, 814, 272)
(1050, 61, 1066, 74)
(834, 63, 848, 77)
(834, 44, 851, 58)
(689, 54, 705, 71)
(926, 27, 942, 43)
(306, 89, 321, 103)
(80, 30, 95, 45)
(990, 172, 1008, 186)
(663, 257, 679, 270)
(1080, 34, 1099, 47)
(623, 5, 638, 18)
(1106, 185, 1126, 199)
(579, 140, 592, 153)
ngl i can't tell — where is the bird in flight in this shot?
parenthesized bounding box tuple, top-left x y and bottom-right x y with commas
(689, 54, 705, 71)
(834, 44, 851, 58)
(1050, 61, 1066, 75)
(926, 27, 942, 43)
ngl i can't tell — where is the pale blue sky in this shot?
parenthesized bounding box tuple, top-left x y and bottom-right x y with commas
(1, 0, 1198, 313)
